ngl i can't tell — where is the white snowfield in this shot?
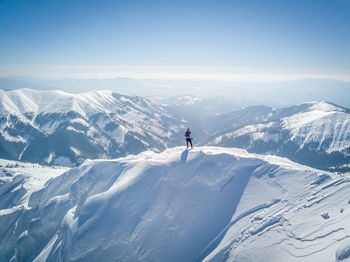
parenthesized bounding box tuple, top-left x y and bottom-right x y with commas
(0, 159, 68, 262)
(0, 159, 68, 211)
(1, 147, 350, 262)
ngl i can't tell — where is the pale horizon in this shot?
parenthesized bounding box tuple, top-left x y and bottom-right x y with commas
(1, 65, 350, 82)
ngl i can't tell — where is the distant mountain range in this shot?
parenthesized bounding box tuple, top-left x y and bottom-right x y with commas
(0, 89, 183, 166)
(1, 89, 350, 172)
(207, 101, 350, 172)
(1, 77, 350, 108)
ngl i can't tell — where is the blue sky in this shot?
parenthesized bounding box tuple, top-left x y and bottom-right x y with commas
(1, 0, 350, 80)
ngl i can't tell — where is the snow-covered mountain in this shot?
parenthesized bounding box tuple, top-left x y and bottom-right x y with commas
(207, 102, 350, 172)
(2, 88, 350, 173)
(1, 147, 349, 262)
(0, 89, 184, 166)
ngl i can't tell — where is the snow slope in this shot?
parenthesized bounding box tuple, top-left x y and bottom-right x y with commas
(0, 159, 68, 261)
(0, 89, 183, 166)
(1, 147, 349, 261)
(208, 102, 350, 172)
(0, 159, 68, 210)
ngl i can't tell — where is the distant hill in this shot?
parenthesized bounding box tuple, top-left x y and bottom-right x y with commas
(207, 101, 350, 172)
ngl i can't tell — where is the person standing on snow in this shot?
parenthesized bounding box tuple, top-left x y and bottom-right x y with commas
(184, 128, 193, 149)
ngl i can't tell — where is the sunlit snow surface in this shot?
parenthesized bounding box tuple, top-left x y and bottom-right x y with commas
(1, 147, 350, 262)
(0, 159, 68, 262)
(0, 159, 68, 210)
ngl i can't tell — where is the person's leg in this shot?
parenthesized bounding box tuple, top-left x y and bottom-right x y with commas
(190, 139, 193, 148)
(186, 138, 189, 148)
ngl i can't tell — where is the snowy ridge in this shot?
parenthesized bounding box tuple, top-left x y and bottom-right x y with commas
(0, 158, 67, 262)
(0, 158, 67, 212)
(283, 102, 350, 153)
(0, 89, 183, 166)
(209, 101, 350, 172)
(0, 89, 126, 116)
(1, 147, 349, 261)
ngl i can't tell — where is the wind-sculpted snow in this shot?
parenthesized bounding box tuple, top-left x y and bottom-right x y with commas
(0, 159, 67, 261)
(0, 89, 183, 166)
(209, 101, 350, 172)
(1, 147, 349, 262)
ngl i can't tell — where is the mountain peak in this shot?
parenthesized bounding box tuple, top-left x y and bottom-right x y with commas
(308, 101, 346, 113)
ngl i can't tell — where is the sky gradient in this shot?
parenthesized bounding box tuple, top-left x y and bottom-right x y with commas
(1, 0, 350, 80)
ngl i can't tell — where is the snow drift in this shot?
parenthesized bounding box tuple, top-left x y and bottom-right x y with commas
(0, 159, 67, 262)
(1, 147, 350, 262)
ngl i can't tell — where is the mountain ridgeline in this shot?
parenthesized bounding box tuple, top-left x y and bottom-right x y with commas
(206, 102, 350, 172)
(0, 89, 350, 172)
(0, 89, 184, 166)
